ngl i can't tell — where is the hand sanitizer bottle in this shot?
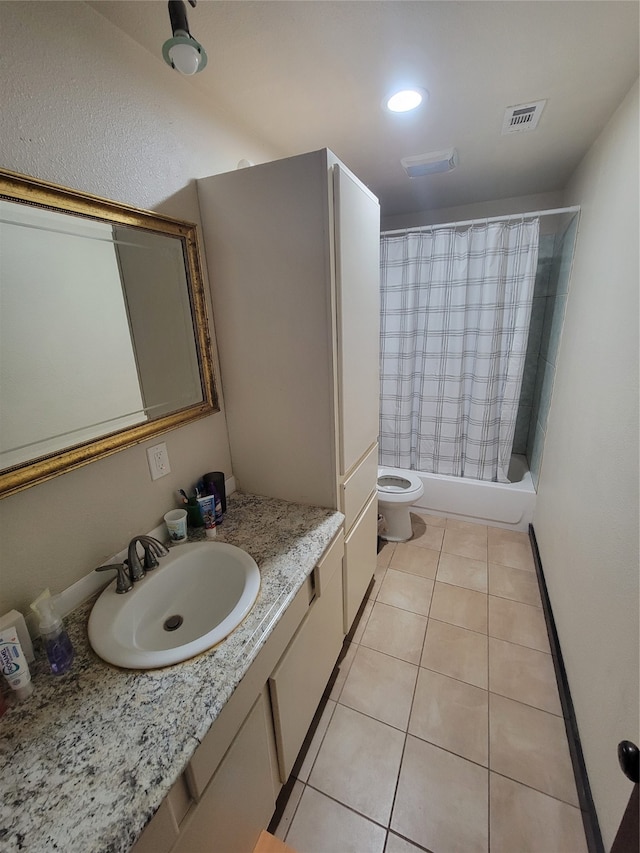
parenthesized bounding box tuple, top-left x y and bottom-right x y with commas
(30, 590, 75, 675)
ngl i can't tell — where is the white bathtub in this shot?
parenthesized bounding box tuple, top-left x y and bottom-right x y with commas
(410, 454, 536, 532)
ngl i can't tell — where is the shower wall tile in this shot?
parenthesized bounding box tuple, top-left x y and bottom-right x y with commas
(519, 221, 575, 479)
(533, 359, 556, 432)
(534, 236, 556, 297)
(526, 298, 546, 355)
(556, 220, 578, 295)
(513, 406, 531, 455)
(520, 357, 539, 409)
(546, 255, 562, 299)
(541, 295, 567, 368)
(528, 421, 546, 489)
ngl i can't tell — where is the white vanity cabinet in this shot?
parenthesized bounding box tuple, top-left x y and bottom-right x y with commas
(197, 149, 380, 634)
(132, 532, 345, 853)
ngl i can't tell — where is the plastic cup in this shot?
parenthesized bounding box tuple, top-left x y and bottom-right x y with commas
(164, 509, 188, 543)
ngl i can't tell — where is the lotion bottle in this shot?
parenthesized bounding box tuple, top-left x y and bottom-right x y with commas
(30, 590, 75, 675)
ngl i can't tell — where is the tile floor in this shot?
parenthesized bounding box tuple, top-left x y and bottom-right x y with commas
(273, 513, 589, 853)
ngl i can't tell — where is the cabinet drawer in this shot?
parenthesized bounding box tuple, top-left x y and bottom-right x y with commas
(269, 563, 344, 782)
(344, 491, 377, 634)
(313, 531, 343, 598)
(341, 442, 378, 532)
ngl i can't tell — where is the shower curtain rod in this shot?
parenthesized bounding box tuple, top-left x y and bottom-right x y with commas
(381, 205, 581, 236)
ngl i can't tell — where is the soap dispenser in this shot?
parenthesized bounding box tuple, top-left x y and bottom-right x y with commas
(30, 589, 75, 675)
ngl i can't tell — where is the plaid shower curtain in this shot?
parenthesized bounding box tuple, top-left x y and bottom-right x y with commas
(379, 220, 539, 483)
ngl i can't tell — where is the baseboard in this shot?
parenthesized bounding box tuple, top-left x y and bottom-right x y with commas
(528, 524, 604, 853)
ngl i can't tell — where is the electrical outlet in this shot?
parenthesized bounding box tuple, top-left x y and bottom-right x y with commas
(147, 442, 171, 481)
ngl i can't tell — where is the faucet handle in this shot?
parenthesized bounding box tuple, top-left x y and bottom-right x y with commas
(96, 563, 132, 594)
(138, 536, 169, 570)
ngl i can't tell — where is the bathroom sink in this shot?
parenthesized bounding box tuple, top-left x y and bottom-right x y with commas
(88, 541, 260, 669)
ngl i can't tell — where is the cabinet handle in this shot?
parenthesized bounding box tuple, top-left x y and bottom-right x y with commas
(618, 740, 639, 784)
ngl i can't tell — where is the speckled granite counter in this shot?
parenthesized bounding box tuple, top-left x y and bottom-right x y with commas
(0, 494, 343, 853)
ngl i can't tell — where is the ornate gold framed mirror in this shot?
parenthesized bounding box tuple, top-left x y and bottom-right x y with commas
(0, 169, 219, 498)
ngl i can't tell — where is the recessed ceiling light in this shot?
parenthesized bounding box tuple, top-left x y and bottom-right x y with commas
(385, 88, 427, 113)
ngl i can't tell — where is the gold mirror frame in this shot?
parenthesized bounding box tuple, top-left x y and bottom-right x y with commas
(0, 169, 219, 499)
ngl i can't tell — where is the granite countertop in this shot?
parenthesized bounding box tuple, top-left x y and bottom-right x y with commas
(0, 493, 344, 853)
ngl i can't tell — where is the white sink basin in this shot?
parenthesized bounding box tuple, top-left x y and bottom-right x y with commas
(88, 541, 260, 669)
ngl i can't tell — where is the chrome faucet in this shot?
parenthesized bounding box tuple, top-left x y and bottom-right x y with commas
(95, 562, 133, 594)
(126, 535, 169, 583)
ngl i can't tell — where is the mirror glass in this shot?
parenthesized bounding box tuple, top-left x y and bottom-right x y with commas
(0, 170, 218, 497)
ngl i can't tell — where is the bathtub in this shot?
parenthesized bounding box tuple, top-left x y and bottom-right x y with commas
(410, 454, 536, 532)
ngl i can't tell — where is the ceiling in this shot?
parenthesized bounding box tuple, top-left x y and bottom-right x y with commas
(89, 1, 639, 217)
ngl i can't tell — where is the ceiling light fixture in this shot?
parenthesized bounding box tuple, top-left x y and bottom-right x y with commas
(385, 88, 428, 113)
(162, 0, 207, 76)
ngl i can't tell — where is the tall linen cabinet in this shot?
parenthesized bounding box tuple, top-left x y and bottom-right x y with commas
(197, 149, 380, 633)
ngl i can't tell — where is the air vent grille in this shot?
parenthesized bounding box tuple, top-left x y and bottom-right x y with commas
(502, 100, 546, 134)
(401, 148, 458, 178)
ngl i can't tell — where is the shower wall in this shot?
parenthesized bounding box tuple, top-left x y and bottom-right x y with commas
(513, 217, 578, 486)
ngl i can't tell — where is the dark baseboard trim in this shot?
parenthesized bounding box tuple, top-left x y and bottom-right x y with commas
(528, 524, 604, 853)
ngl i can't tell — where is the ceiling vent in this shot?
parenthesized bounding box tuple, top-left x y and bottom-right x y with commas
(401, 148, 458, 178)
(502, 100, 546, 134)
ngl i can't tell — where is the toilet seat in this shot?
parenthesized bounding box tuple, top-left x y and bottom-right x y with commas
(377, 468, 423, 503)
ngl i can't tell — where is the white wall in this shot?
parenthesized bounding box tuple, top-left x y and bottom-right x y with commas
(380, 190, 564, 233)
(0, 2, 281, 615)
(534, 79, 639, 849)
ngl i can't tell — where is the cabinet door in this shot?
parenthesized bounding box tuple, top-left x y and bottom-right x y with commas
(269, 541, 344, 782)
(173, 691, 276, 853)
(333, 165, 380, 477)
(133, 776, 191, 853)
(344, 491, 378, 633)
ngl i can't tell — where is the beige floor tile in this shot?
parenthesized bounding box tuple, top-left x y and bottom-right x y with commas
(378, 569, 434, 617)
(340, 645, 418, 730)
(490, 693, 579, 806)
(487, 528, 535, 571)
(489, 595, 550, 652)
(437, 552, 488, 593)
(487, 526, 530, 546)
(384, 834, 427, 853)
(377, 541, 396, 569)
(446, 519, 488, 534)
(391, 736, 488, 853)
(361, 601, 428, 665)
(296, 699, 337, 782)
(286, 785, 387, 853)
(390, 543, 439, 579)
(489, 562, 541, 607)
(421, 618, 488, 689)
(409, 668, 488, 766)
(330, 642, 358, 702)
(309, 704, 405, 825)
(490, 773, 588, 853)
(368, 564, 388, 601)
(489, 637, 562, 715)
(430, 581, 488, 633)
(272, 778, 305, 840)
(408, 514, 445, 550)
(442, 527, 488, 562)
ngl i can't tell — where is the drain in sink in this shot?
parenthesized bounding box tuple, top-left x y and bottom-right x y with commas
(164, 615, 183, 631)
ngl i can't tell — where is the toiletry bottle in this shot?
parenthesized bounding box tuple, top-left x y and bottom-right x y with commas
(30, 590, 75, 675)
(209, 486, 223, 524)
(0, 626, 34, 700)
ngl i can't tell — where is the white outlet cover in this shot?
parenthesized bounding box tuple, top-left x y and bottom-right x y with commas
(147, 442, 171, 480)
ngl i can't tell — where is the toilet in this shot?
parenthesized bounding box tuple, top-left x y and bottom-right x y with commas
(377, 467, 425, 542)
